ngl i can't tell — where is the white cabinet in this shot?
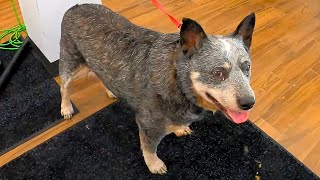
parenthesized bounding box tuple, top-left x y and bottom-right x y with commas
(18, 0, 102, 62)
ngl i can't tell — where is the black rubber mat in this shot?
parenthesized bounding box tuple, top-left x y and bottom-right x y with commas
(0, 101, 318, 180)
(0, 49, 78, 154)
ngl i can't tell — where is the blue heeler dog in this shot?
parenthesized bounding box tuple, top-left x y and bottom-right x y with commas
(59, 4, 256, 174)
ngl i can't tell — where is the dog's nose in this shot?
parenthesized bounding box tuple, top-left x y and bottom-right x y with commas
(238, 96, 255, 110)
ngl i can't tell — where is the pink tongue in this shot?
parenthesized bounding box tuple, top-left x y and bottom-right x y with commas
(226, 109, 249, 124)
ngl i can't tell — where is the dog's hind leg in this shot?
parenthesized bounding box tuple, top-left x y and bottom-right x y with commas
(59, 37, 85, 120)
(105, 88, 116, 99)
(83, 67, 116, 99)
(136, 110, 167, 174)
(60, 73, 74, 120)
(89, 74, 116, 99)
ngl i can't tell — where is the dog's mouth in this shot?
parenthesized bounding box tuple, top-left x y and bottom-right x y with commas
(205, 93, 249, 124)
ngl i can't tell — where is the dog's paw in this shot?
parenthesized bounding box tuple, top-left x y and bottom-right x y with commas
(147, 158, 167, 175)
(61, 104, 74, 120)
(87, 70, 97, 79)
(174, 126, 193, 137)
(105, 89, 116, 99)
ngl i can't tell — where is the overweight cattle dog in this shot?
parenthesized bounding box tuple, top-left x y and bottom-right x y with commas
(59, 4, 256, 174)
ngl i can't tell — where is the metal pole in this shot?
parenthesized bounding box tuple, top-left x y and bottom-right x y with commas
(0, 37, 30, 91)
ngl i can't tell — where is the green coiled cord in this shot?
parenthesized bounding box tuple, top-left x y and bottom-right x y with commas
(0, 0, 27, 50)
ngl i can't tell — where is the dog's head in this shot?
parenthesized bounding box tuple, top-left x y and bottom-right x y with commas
(178, 13, 256, 124)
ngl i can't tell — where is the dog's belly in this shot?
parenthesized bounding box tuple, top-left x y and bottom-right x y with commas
(88, 64, 145, 99)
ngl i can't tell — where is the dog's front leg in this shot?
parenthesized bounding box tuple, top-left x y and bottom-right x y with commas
(136, 110, 167, 175)
(167, 124, 193, 137)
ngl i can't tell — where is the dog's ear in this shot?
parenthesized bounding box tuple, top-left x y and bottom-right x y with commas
(232, 12, 255, 49)
(180, 18, 207, 53)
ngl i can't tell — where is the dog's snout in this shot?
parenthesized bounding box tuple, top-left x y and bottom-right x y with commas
(237, 96, 255, 110)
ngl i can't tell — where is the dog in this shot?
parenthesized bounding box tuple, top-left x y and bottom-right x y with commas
(59, 4, 256, 174)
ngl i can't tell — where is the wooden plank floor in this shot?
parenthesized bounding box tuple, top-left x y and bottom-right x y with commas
(1, 0, 319, 176)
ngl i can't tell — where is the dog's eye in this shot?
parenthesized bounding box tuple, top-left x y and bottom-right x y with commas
(214, 71, 223, 77)
(246, 64, 251, 71)
(212, 70, 225, 81)
(241, 62, 251, 72)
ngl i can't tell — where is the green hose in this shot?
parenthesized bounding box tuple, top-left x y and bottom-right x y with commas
(0, 0, 27, 50)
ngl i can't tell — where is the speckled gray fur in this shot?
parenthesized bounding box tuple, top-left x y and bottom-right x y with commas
(59, 4, 256, 174)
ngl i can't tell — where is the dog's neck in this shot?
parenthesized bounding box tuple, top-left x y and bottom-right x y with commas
(171, 55, 204, 119)
(173, 50, 199, 107)
(175, 71, 196, 104)
(147, 39, 204, 121)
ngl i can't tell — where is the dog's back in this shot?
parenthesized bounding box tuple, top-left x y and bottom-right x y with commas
(60, 4, 171, 101)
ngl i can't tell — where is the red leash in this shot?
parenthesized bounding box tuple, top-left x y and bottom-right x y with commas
(150, 0, 182, 29)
